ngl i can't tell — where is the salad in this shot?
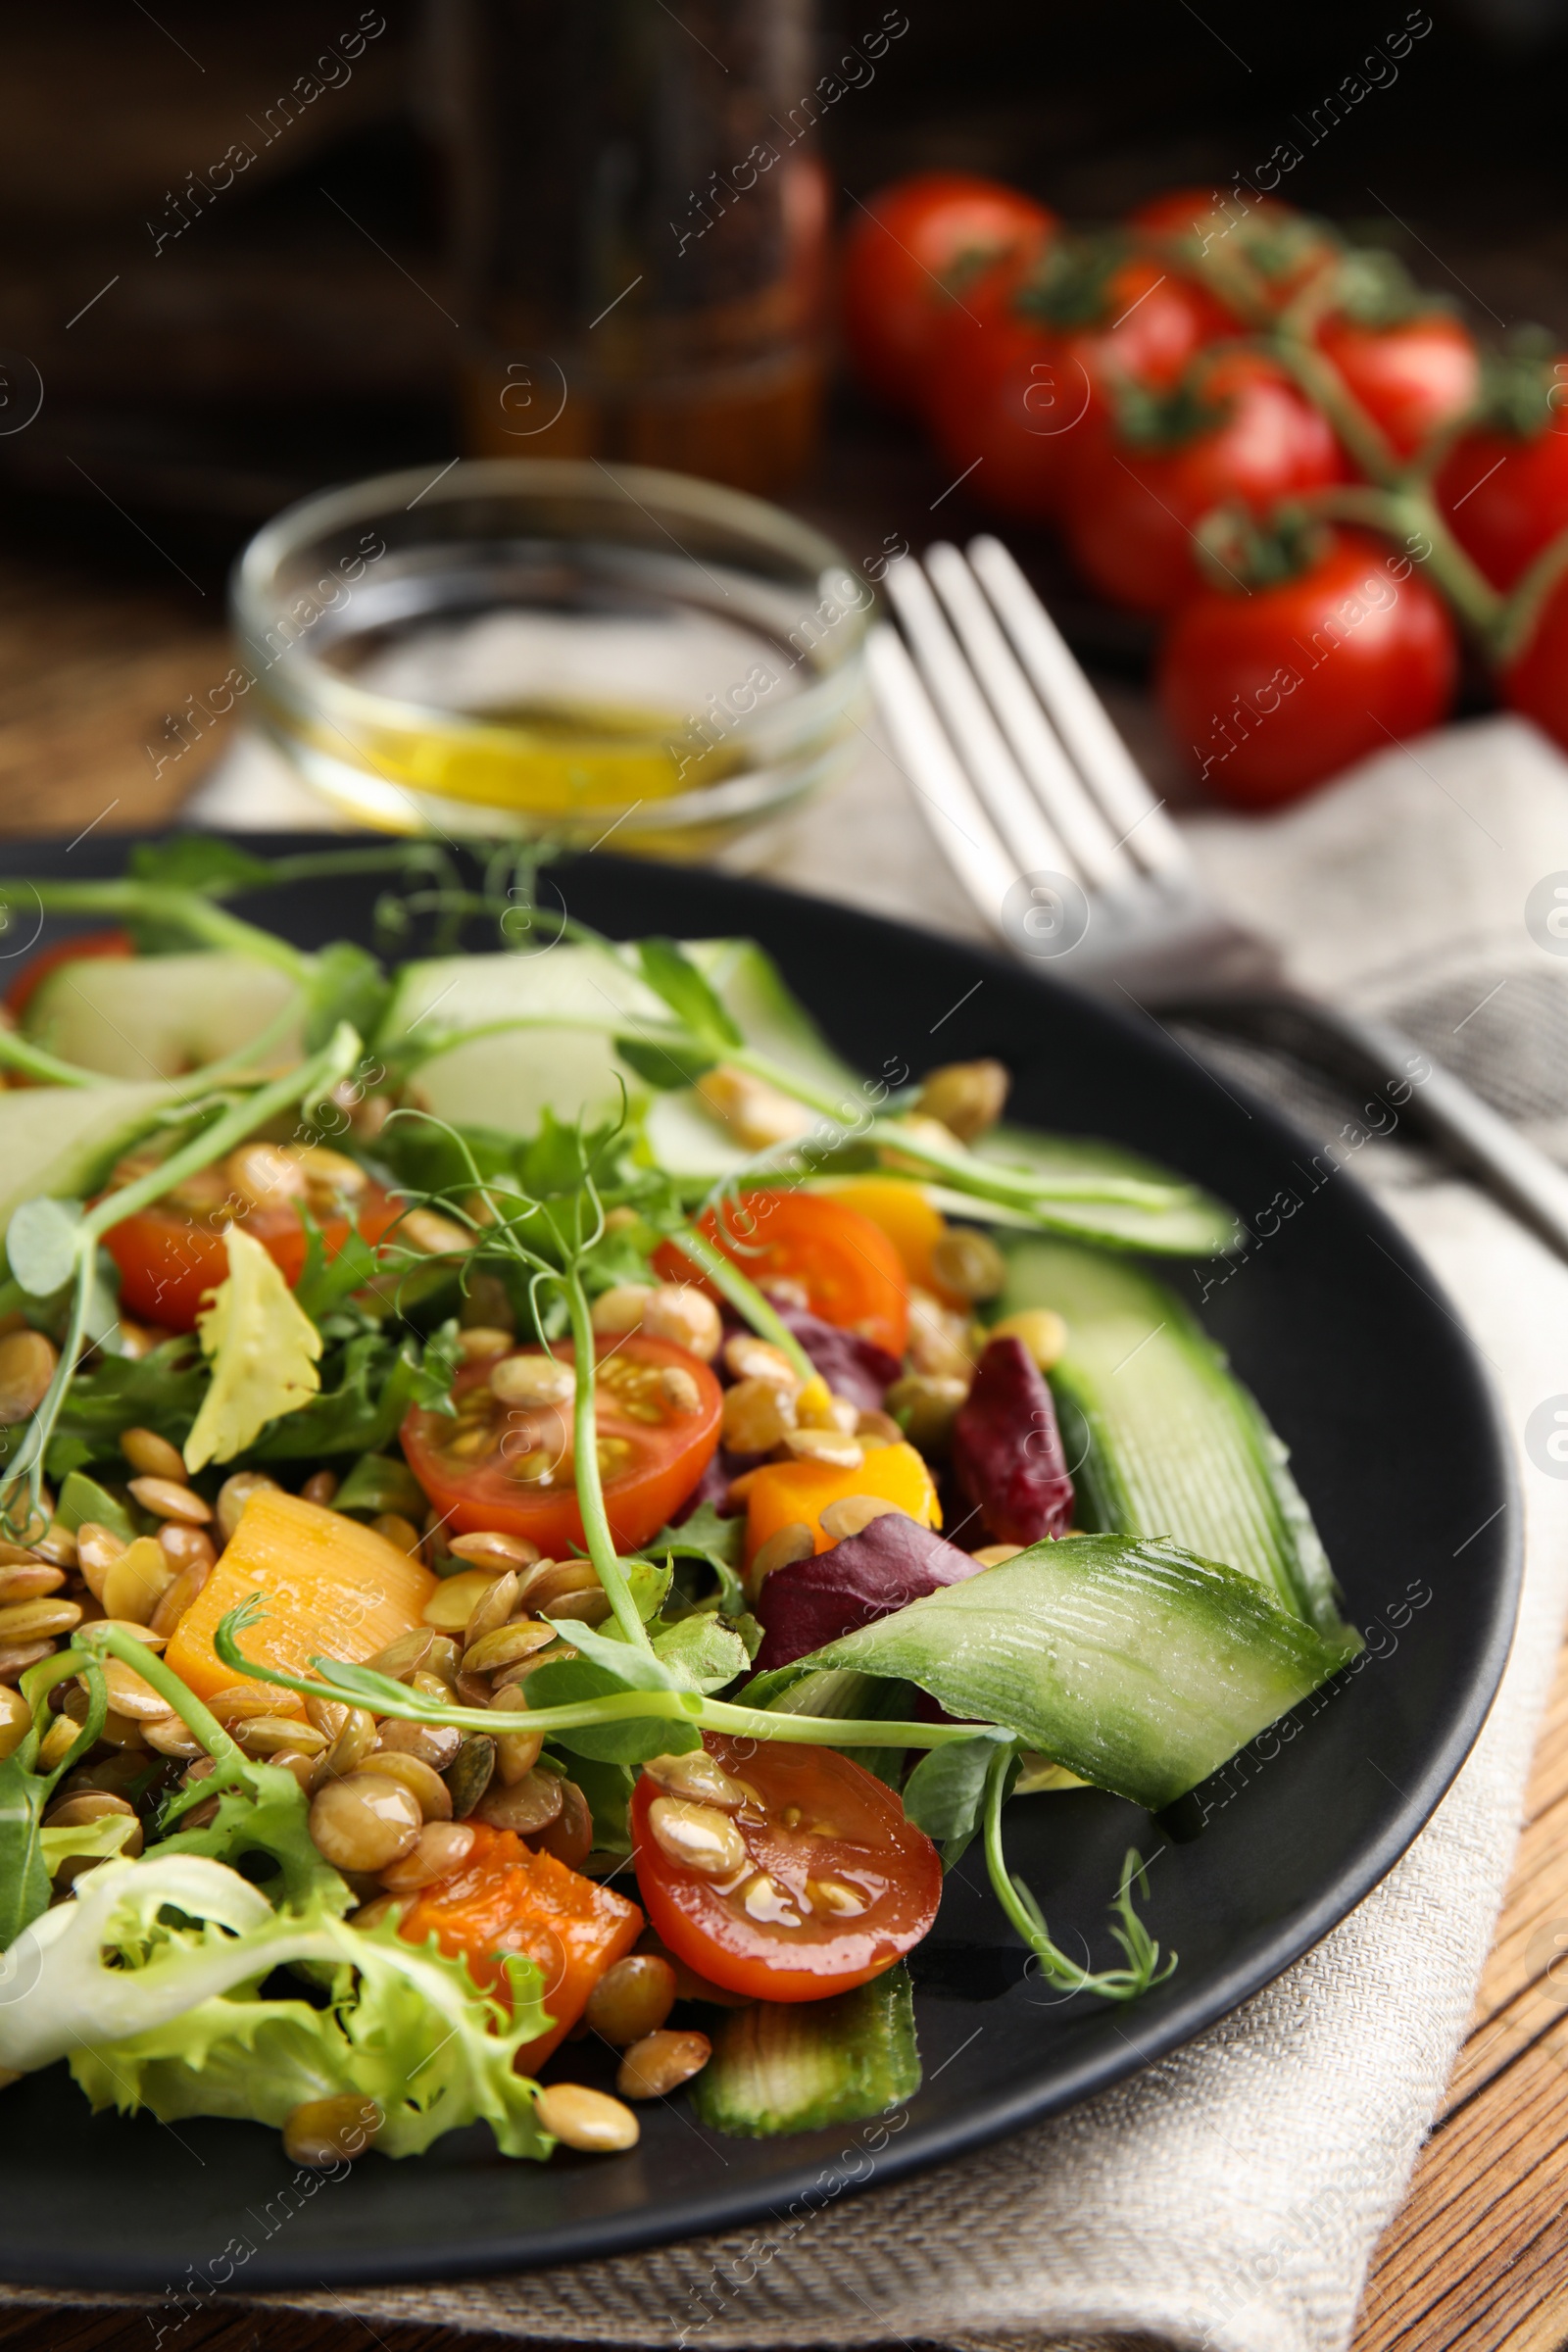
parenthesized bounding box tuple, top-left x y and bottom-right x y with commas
(0, 839, 1360, 2165)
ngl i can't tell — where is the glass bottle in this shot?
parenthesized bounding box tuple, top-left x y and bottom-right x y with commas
(434, 0, 827, 496)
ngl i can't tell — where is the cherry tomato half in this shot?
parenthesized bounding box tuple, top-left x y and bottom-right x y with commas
(631, 1736, 942, 2001)
(840, 171, 1057, 415)
(400, 1334, 722, 1553)
(1157, 527, 1457, 807)
(656, 1190, 910, 1357)
(5, 930, 133, 1020)
(103, 1173, 402, 1333)
(1062, 347, 1346, 614)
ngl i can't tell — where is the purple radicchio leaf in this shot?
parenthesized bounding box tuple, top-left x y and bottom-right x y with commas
(754, 1511, 987, 1671)
(771, 1302, 902, 1412)
(952, 1335, 1074, 1545)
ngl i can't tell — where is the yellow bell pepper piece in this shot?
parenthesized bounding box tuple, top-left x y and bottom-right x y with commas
(738, 1441, 940, 1562)
(165, 1488, 436, 1712)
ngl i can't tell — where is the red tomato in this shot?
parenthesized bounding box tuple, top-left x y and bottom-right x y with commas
(1157, 527, 1458, 807)
(656, 1190, 909, 1356)
(1128, 187, 1339, 314)
(5, 930, 133, 1019)
(103, 1180, 402, 1334)
(1438, 365, 1568, 587)
(1062, 348, 1347, 614)
(631, 1736, 941, 2001)
(1317, 312, 1480, 461)
(1502, 567, 1568, 753)
(400, 1335, 722, 1553)
(840, 172, 1056, 415)
(926, 249, 1234, 524)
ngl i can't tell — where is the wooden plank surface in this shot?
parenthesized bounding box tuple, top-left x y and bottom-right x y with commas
(1352, 1626, 1568, 2352)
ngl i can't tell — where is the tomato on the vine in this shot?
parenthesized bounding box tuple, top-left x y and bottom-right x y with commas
(631, 1737, 942, 2001)
(1062, 348, 1346, 613)
(102, 1145, 402, 1334)
(1317, 311, 1479, 461)
(5, 931, 132, 1020)
(655, 1189, 909, 1356)
(400, 1334, 722, 1553)
(925, 245, 1234, 524)
(839, 172, 1057, 416)
(1438, 355, 1568, 588)
(1157, 527, 1457, 806)
(1501, 567, 1568, 754)
(1128, 187, 1339, 316)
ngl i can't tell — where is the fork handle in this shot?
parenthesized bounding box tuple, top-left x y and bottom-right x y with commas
(1165, 990, 1568, 1266)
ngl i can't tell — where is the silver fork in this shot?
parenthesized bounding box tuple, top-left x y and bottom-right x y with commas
(871, 532, 1568, 1266)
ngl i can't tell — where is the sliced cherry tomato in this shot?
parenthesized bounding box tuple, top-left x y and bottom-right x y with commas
(5, 930, 132, 1019)
(1062, 348, 1347, 613)
(631, 1736, 941, 2002)
(656, 1190, 909, 1356)
(840, 171, 1057, 415)
(400, 1334, 722, 1552)
(1157, 527, 1457, 807)
(1438, 354, 1568, 588)
(926, 247, 1233, 525)
(102, 1168, 402, 1334)
(1317, 311, 1479, 462)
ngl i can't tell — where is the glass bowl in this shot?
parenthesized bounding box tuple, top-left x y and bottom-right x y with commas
(229, 459, 871, 855)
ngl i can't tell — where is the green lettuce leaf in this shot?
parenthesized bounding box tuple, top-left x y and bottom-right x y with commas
(12, 1855, 552, 2161)
(183, 1227, 322, 1473)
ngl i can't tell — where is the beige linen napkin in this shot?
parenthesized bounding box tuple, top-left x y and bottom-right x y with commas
(29, 714, 1568, 2350)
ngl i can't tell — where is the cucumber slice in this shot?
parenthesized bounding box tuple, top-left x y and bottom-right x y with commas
(802, 1536, 1360, 1811)
(377, 937, 856, 1152)
(691, 1964, 919, 2137)
(968, 1127, 1241, 1256)
(999, 1237, 1344, 1635)
(23, 955, 301, 1080)
(0, 1082, 176, 1244)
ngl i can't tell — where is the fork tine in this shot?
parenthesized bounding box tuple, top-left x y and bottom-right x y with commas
(967, 534, 1190, 876)
(881, 556, 1076, 883)
(924, 541, 1130, 895)
(865, 624, 1018, 942)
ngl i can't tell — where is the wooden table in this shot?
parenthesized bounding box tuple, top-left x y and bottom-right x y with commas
(0, 562, 1562, 2352)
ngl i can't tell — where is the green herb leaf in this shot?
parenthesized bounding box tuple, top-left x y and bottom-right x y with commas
(636, 939, 744, 1053)
(332, 1450, 428, 1522)
(651, 1612, 750, 1692)
(902, 1736, 1004, 1868)
(6, 1197, 83, 1298)
(127, 838, 278, 896)
(303, 941, 390, 1054)
(55, 1471, 134, 1544)
(614, 1035, 719, 1091)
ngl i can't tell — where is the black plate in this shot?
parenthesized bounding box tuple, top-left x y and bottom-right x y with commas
(0, 837, 1520, 2292)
